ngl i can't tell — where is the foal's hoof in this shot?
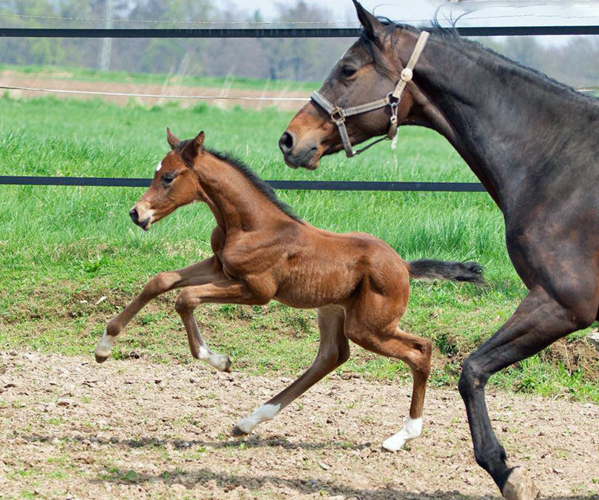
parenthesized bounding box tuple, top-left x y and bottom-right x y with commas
(212, 354, 232, 372)
(95, 331, 114, 364)
(94, 353, 109, 364)
(231, 425, 249, 437)
(502, 467, 539, 500)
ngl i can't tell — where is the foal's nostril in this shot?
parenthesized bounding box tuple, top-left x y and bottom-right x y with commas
(129, 207, 139, 224)
(279, 131, 295, 155)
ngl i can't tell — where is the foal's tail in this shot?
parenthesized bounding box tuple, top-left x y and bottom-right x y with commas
(407, 259, 485, 285)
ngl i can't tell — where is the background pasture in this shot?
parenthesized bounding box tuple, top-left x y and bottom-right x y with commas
(1, 86, 598, 401)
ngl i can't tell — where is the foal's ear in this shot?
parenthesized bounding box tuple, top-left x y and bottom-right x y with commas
(166, 127, 180, 150)
(352, 0, 383, 45)
(181, 131, 205, 168)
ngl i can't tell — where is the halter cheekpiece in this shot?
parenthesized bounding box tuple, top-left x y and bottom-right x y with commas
(311, 31, 430, 158)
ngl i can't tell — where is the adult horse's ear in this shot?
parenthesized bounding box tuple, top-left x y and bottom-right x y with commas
(181, 131, 205, 168)
(352, 0, 383, 44)
(166, 127, 180, 150)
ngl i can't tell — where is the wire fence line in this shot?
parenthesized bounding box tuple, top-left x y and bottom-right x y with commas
(0, 85, 309, 101)
(1, 23, 595, 192)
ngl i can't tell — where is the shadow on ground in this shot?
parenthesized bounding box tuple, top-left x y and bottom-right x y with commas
(94, 466, 599, 500)
(23, 432, 371, 451)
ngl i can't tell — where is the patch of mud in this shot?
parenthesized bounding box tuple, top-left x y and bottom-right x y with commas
(1, 351, 599, 499)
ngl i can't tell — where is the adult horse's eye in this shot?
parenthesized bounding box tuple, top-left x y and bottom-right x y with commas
(341, 65, 357, 78)
(162, 172, 177, 185)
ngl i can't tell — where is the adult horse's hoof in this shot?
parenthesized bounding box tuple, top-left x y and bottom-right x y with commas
(502, 467, 539, 500)
(231, 425, 249, 437)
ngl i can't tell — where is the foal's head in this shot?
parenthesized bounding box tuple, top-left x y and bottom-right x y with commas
(280, 0, 419, 170)
(129, 128, 207, 230)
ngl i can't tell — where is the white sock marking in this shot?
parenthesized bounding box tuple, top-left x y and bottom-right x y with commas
(382, 417, 423, 452)
(95, 330, 115, 358)
(235, 403, 281, 434)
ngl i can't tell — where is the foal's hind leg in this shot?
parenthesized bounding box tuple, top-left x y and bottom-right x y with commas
(344, 313, 432, 451)
(232, 305, 349, 435)
(95, 257, 225, 363)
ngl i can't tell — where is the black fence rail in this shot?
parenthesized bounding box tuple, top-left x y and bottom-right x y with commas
(1, 25, 599, 38)
(0, 23, 594, 192)
(0, 176, 487, 192)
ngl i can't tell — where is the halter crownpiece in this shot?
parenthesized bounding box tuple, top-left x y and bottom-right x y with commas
(311, 30, 430, 158)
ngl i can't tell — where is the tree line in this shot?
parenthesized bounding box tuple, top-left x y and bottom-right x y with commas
(1, 0, 598, 89)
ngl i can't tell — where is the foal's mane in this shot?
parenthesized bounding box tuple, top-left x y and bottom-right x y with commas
(176, 139, 302, 223)
(360, 17, 598, 107)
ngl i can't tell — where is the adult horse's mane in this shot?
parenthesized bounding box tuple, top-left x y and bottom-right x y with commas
(364, 16, 598, 108)
(175, 139, 302, 223)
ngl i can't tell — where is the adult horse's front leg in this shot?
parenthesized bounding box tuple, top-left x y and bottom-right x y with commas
(459, 287, 595, 500)
(174, 279, 268, 372)
(232, 305, 349, 435)
(95, 257, 223, 363)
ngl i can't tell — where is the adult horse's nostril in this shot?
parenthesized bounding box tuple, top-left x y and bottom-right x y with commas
(129, 207, 139, 224)
(279, 131, 295, 155)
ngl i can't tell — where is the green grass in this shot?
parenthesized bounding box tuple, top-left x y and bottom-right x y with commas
(0, 63, 319, 92)
(1, 94, 598, 401)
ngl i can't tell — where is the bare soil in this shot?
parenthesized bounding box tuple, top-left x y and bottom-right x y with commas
(1, 352, 599, 499)
(0, 71, 308, 111)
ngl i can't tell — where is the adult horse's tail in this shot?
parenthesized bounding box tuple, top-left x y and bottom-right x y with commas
(408, 260, 484, 284)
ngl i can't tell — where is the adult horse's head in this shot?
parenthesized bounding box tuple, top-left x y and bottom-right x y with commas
(280, 0, 427, 170)
(129, 128, 206, 230)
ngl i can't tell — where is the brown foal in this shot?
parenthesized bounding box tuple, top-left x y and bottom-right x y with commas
(95, 128, 482, 449)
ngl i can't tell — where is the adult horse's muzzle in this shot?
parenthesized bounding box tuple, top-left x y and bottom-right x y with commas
(279, 131, 320, 170)
(279, 103, 338, 170)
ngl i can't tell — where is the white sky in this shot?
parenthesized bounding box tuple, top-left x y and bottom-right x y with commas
(226, 0, 599, 45)
(228, 0, 599, 26)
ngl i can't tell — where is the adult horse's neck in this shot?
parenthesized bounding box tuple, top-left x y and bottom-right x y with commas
(196, 152, 298, 233)
(402, 29, 599, 214)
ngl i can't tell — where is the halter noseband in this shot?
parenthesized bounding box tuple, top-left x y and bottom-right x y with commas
(311, 31, 430, 158)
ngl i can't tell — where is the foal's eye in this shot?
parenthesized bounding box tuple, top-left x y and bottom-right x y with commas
(341, 65, 357, 78)
(162, 172, 177, 185)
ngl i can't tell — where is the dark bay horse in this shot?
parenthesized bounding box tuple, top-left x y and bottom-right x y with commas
(280, 1, 599, 498)
(95, 128, 482, 449)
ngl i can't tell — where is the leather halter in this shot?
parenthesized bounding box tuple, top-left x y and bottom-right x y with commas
(311, 31, 430, 158)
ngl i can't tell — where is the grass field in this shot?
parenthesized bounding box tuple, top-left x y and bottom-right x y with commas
(1, 93, 598, 402)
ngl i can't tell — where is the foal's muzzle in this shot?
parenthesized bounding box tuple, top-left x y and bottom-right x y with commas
(129, 207, 151, 230)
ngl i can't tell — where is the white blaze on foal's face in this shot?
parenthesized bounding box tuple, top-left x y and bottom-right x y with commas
(156, 161, 163, 172)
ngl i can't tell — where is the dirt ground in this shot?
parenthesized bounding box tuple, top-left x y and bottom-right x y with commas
(1, 351, 599, 499)
(0, 71, 308, 111)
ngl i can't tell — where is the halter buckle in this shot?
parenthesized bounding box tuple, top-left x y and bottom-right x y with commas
(330, 107, 345, 123)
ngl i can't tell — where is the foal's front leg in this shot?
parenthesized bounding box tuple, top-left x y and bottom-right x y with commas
(174, 279, 267, 372)
(95, 257, 224, 363)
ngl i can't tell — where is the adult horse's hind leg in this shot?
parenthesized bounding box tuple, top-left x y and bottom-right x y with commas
(95, 257, 225, 363)
(232, 305, 349, 435)
(459, 286, 595, 500)
(343, 315, 432, 451)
